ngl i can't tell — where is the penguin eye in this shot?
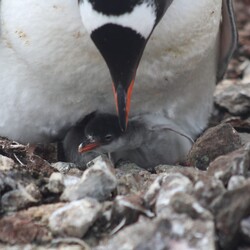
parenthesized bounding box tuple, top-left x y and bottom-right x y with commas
(104, 134, 113, 142)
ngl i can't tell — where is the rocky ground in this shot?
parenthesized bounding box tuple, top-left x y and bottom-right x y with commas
(1, 1, 250, 250)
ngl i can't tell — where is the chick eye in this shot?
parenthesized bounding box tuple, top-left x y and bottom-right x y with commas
(104, 134, 113, 142)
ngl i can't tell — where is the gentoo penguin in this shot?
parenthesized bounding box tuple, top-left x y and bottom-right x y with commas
(63, 112, 194, 169)
(0, 1, 237, 144)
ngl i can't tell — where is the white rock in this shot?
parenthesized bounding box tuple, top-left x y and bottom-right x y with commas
(48, 172, 65, 193)
(227, 175, 246, 191)
(61, 156, 117, 202)
(155, 173, 193, 215)
(0, 154, 15, 171)
(49, 198, 102, 238)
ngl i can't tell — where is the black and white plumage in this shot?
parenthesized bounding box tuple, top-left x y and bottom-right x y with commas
(0, 0, 237, 162)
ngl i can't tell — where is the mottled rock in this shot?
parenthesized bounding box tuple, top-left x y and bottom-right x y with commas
(95, 215, 215, 250)
(48, 172, 65, 194)
(155, 173, 193, 215)
(26, 154, 55, 177)
(207, 143, 250, 185)
(0, 203, 64, 244)
(211, 182, 250, 250)
(61, 156, 117, 202)
(1, 184, 40, 212)
(155, 165, 206, 183)
(144, 175, 163, 208)
(194, 178, 225, 209)
(0, 154, 15, 171)
(0, 172, 17, 194)
(109, 195, 154, 234)
(187, 124, 242, 170)
(115, 162, 155, 195)
(49, 198, 102, 238)
(25, 183, 42, 201)
(214, 81, 250, 116)
(0, 245, 85, 250)
(0, 216, 51, 245)
(170, 193, 213, 221)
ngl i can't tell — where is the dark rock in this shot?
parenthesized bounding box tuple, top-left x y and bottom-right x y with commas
(187, 123, 242, 170)
(26, 154, 55, 177)
(211, 182, 250, 250)
(207, 143, 250, 185)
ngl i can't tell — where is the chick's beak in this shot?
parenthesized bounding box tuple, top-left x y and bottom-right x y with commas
(78, 138, 100, 153)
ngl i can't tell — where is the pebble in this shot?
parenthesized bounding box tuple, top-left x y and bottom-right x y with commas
(0, 155, 15, 171)
(61, 156, 117, 202)
(49, 198, 102, 238)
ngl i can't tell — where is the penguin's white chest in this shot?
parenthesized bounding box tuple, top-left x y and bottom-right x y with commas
(0, 0, 223, 143)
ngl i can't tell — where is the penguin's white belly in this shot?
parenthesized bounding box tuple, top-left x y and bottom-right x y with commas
(134, 0, 222, 136)
(0, 0, 114, 143)
(0, 0, 222, 143)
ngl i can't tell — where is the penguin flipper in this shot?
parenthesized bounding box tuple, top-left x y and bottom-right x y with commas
(217, 0, 238, 81)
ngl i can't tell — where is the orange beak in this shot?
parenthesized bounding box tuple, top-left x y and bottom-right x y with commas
(113, 79, 135, 132)
(78, 141, 100, 153)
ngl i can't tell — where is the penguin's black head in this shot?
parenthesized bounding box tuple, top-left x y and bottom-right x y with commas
(78, 113, 123, 153)
(79, 0, 173, 131)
